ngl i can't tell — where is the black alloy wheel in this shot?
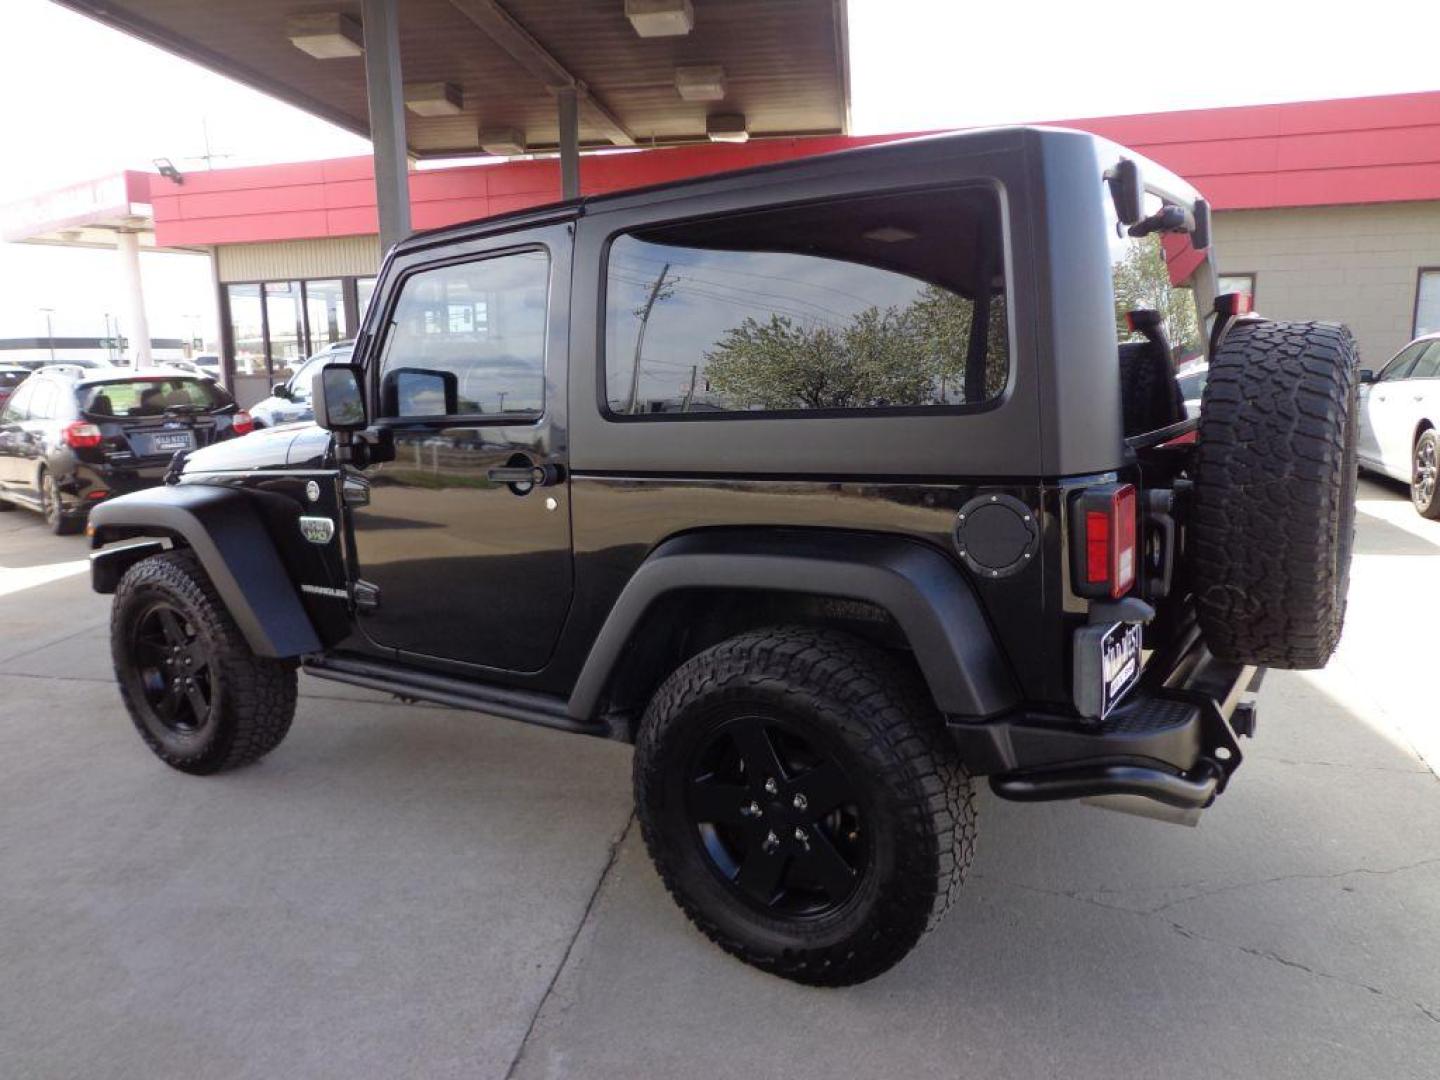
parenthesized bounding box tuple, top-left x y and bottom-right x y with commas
(635, 627, 976, 986)
(127, 600, 215, 737)
(1413, 430, 1440, 519)
(687, 713, 867, 918)
(112, 550, 297, 774)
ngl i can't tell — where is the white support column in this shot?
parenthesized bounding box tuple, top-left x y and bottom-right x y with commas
(116, 230, 151, 367)
(362, 0, 411, 254)
(557, 86, 580, 200)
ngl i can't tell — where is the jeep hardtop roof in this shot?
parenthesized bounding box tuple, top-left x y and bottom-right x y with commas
(393, 126, 1200, 257)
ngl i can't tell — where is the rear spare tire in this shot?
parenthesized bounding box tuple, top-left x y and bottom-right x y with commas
(1190, 320, 1358, 668)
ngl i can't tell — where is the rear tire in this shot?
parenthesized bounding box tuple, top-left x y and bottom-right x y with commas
(112, 549, 297, 774)
(634, 626, 976, 986)
(1412, 428, 1440, 520)
(1190, 320, 1359, 668)
(40, 470, 81, 536)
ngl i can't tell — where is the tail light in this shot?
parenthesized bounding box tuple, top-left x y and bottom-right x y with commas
(63, 421, 103, 449)
(231, 411, 254, 436)
(1072, 483, 1138, 599)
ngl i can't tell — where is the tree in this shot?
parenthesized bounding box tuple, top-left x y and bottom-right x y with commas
(702, 286, 1007, 411)
(1111, 234, 1200, 353)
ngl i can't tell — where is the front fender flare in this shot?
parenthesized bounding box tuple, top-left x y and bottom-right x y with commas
(89, 483, 321, 658)
(567, 530, 1019, 722)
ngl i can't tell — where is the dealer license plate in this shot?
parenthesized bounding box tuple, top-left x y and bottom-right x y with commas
(1099, 621, 1142, 717)
(150, 432, 193, 453)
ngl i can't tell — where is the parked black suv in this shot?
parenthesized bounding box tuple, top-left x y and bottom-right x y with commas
(87, 128, 1358, 985)
(0, 366, 253, 534)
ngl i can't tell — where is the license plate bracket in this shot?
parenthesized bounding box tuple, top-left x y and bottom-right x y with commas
(1072, 620, 1143, 719)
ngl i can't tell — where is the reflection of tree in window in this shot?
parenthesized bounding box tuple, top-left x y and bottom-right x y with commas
(1112, 233, 1200, 356)
(704, 288, 1007, 410)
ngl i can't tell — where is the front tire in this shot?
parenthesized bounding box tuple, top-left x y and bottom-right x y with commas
(112, 549, 297, 774)
(634, 627, 976, 986)
(1412, 429, 1440, 520)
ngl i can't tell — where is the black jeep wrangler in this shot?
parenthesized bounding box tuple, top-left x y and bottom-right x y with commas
(87, 128, 1358, 986)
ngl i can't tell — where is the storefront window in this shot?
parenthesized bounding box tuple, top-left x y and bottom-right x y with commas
(357, 276, 378, 321)
(227, 284, 265, 377)
(305, 279, 348, 350)
(264, 282, 305, 378)
(224, 274, 377, 401)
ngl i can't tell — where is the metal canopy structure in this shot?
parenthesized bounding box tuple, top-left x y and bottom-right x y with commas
(50, 0, 851, 156)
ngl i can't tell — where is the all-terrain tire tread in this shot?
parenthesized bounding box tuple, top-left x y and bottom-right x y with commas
(112, 549, 297, 773)
(634, 626, 976, 986)
(1190, 319, 1358, 668)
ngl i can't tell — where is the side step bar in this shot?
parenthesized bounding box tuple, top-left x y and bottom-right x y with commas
(991, 762, 1219, 809)
(303, 655, 612, 739)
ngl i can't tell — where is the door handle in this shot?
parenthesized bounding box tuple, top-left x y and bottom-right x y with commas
(487, 463, 562, 487)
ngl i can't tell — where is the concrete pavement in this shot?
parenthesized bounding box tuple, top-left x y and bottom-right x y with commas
(1, 476, 1437, 1079)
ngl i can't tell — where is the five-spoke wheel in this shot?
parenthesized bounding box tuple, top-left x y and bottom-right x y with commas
(635, 627, 975, 986)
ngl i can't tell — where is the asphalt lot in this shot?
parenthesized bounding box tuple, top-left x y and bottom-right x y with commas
(1, 475, 1438, 1080)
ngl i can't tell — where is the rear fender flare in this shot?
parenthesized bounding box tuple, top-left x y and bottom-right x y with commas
(567, 530, 1019, 723)
(89, 483, 321, 658)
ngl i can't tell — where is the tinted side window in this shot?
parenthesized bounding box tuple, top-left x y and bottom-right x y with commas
(1407, 341, 1440, 381)
(1379, 342, 1428, 382)
(28, 383, 58, 421)
(2, 381, 34, 422)
(376, 250, 550, 419)
(604, 186, 1008, 417)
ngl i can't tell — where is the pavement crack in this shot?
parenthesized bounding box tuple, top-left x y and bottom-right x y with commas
(502, 812, 634, 1080)
(1141, 855, 1440, 915)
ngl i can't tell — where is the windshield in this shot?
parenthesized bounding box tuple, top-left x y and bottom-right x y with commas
(1106, 184, 1213, 366)
(80, 378, 232, 418)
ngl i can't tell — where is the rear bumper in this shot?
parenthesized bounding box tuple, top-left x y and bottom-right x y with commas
(948, 624, 1256, 814)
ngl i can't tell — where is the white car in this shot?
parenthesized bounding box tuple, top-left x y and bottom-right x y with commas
(1175, 359, 1208, 420)
(1357, 333, 1440, 519)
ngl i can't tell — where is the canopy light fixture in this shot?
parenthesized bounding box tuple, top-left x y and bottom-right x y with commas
(675, 65, 726, 102)
(287, 13, 363, 59)
(152, 158, 183, 185)
(479, 128, 528, 156)
(626, 0, 694, 37)
(706, 114, 749, 143)
(405, 82, 464, 117)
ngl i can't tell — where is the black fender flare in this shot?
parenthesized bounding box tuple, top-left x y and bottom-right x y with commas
(567, 530, 1019, 722)
(89, 483, 321, 658)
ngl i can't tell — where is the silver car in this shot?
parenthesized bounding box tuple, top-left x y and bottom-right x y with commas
(1357, 333, 1440, 519)
(249, 343, 353, 429)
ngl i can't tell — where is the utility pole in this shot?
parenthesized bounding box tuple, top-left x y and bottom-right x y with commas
(39, 308, 55, 364)
(626, 262, 672, 415)
(681, 364, 698, 412)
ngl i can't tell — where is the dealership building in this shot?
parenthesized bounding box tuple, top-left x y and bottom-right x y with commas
(5, 90, 1439, 405)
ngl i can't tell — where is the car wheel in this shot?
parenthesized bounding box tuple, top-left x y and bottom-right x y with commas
(0, 494, 14, 512)
(1413, 429, 1440, 520)
(1190, 320, 1359, 668)
(112, 549, 297, 774)
(634, 626, 976, 986)
(39, 470, 81, 536)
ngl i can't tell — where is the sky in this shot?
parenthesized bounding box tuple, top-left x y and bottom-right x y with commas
(1, 0, 1436, 345)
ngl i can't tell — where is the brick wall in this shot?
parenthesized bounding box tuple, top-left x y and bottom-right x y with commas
(1214, 202, 1440, 366)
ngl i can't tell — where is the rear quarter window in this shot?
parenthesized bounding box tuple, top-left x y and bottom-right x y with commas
(603, 185, 1009, 418)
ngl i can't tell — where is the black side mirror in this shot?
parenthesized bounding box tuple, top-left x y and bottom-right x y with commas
(1107, 158, 1145, 226)
(1191, 198, 1211, 251)
(272, 383, 292, 400)
(1359, 369, 1378, 385)
(314, 363, 367, 432)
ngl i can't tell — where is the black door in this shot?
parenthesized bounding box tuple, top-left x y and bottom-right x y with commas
(350, 238, 572, 673)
